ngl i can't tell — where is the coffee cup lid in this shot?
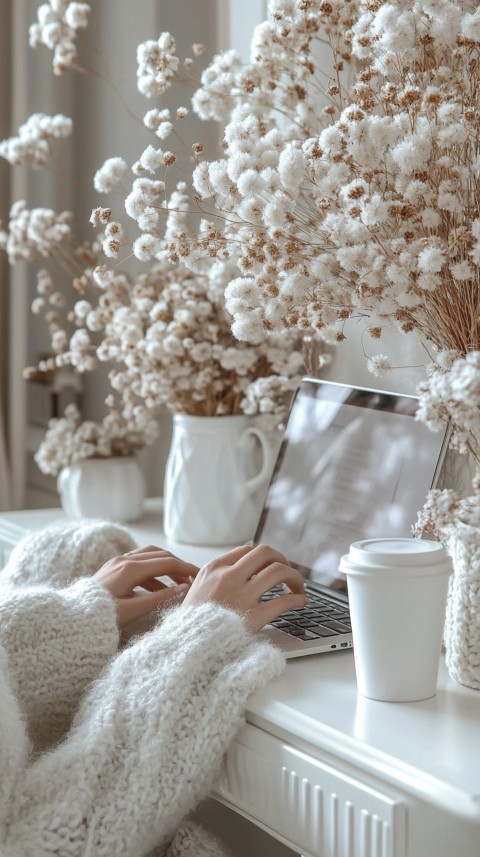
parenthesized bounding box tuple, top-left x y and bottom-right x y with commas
(339, 537, 452, 576)
(350, 538, 446, 566)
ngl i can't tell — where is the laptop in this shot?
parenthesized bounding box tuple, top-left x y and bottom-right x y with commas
(255, 377, 450, 658)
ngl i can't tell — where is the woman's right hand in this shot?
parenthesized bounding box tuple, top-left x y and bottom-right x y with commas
(182, 544, 306, 633)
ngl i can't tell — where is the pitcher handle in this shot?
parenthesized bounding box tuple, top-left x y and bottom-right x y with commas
(242, 426, 274, 494)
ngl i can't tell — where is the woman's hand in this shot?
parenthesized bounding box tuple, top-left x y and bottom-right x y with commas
(182, 544, 306, 633)
(93, 545, 198, 628)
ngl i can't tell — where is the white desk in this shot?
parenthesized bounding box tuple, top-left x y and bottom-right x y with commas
(1, 500, 479, 857)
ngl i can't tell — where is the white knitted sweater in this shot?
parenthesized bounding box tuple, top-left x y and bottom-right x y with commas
(0, 522, 285, 857)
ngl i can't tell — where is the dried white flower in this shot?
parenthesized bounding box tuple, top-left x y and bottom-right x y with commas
(93, 157, 128, 193)
(34, 403, 158, 476)
(367, 354, 392, 377)
(0, 113, 72, 166)
(137, 33, 179, 98)
(29, 2, 90, 74)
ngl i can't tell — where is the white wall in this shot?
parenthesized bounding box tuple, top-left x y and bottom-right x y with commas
(218, 0, 267, 55)
(322, 318, 429, 395)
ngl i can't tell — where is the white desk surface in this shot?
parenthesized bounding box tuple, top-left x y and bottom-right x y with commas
(1, 499, 480, 824)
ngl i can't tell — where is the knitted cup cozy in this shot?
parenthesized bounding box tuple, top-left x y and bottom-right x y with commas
(443, 522, 480, 690)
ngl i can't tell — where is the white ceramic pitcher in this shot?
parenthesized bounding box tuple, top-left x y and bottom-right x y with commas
(163, 414, 274, 545)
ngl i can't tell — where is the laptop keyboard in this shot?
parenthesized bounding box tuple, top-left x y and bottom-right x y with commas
(260, 584, 352, 642)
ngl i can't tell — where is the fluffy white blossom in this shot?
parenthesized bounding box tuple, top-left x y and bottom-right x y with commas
(417, 246, 445, 274)
(133, 234, 161, 261)
(139, 145, 164, 173)
(0, 113, 72, 166)
(34, 403, 158, 476)
(417, 351, 480, 460)
(89, 206, 111, 227)
(462, 9, 480, 41)
(29, 2, 90, 74)
(1, 201, 72, 262)
(93, 157, 128, 193)
(367, 354, 392, 377)
(137, 33, 179, 98)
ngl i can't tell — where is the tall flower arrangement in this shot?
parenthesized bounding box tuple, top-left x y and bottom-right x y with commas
(167, 0, 359, 347)
(176, 1, 480, 492)
(4, 0, 480, 515)
(56, 248, 305, 420)
(0, 0, 324, 475)
(63, 0, 358, 393)
(183, 2, 480, 366)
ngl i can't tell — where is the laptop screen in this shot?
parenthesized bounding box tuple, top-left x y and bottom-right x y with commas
(254, 378, 449, 596)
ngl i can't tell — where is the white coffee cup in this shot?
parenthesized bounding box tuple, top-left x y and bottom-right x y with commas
(339, 538, 452, 702)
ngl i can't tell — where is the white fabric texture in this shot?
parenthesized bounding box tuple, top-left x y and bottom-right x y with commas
(0, 523, 285, 856)
(0, 578, 120, 753)
(1, 520, 137, 587)
(0, 521, 133, 752)
(156, 819, 229, 857)
(443, 522, 480, 690)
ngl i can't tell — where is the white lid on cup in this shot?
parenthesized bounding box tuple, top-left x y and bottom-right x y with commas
(339, 537, 452, 577)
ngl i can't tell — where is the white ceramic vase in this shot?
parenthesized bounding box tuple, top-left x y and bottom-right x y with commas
(57, 456, 146, 522)
(163, 414, 274, 545)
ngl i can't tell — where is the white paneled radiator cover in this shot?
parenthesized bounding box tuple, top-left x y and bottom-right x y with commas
(215, 724, 407, 857)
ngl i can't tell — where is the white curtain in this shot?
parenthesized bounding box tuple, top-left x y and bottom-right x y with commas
(0, 1, 29, 511)
(1, 0, 77, 511)
(0, 1, 13, 510)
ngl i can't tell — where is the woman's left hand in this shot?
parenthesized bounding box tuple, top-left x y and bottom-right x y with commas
(93, 545, 198, 627)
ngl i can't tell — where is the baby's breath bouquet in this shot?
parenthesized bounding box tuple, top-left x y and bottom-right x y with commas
(1, 204, 161, 475)
(4, 0, 480, 526)
(203, 2, 480, 367)
(175, 0, 480, 513)
(34, 402, 158, 478)
(0, 0, 310, 480)
(57, 247, 305, 419)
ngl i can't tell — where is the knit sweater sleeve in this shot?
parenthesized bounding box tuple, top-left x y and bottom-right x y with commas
(0, 579, 120, 751)
(4, 602, 285, 857)
(1, 521, 137, 589)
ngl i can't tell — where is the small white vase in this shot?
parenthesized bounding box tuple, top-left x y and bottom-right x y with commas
(57, 456, 146, 523)
(443, 521, 480, 690)
(163, 414, 274, 545)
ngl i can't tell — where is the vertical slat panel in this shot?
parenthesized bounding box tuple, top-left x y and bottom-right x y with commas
(312, 783, 324, 855)
(215, 726, 407, 857)
(360, 808, 372, 857)
(372, 814, 384, 857)
(289, 769, 300, 817)
(344, 800, 355, 857)
(329, 792, 339, 857)
(301, 776, 312, 834)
